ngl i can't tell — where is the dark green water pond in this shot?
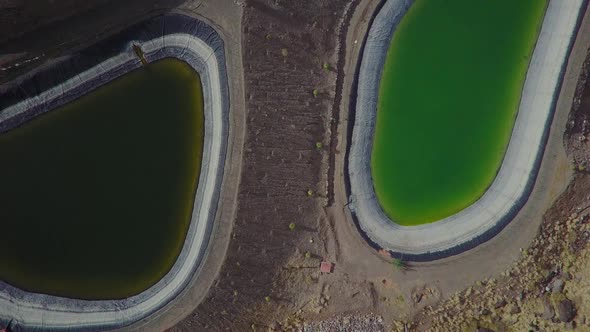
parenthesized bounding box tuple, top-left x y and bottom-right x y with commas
(372, 0, 547, 226)
(0, 58, 204, 299)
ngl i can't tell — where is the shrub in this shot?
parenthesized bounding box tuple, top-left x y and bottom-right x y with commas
(392, 258, 408, 270)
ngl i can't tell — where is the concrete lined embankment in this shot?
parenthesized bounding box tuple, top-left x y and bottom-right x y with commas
(0, 15, 229, 331)
(348, 0, 587, 260)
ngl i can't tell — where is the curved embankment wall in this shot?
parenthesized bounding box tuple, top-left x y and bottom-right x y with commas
(348, 0, 588, 261)
(0, 14, 229, 331)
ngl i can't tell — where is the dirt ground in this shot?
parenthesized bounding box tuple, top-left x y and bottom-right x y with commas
(169, 0, 357, 330)
(3, 0, 590, 331)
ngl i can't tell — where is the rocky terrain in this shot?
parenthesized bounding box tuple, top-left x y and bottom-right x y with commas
(403, 48, 590, 332)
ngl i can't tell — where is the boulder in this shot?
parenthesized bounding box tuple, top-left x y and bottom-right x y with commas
(557, 299, 576, 323)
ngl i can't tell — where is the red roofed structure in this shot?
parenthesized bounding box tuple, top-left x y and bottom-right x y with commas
(320, 261, 333, 273)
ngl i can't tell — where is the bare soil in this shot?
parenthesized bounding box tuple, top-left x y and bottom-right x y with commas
(168, 0, 361, 330)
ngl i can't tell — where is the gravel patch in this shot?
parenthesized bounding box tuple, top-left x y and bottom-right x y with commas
(302, 314, 385, 332)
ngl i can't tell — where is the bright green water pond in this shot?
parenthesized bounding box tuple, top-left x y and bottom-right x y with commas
(372, 0, 547, 226)
(0, 58, 204, 299)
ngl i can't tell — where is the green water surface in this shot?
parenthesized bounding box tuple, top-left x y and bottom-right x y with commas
(372, 0, 547, 225)
(0, 58, 204, 299)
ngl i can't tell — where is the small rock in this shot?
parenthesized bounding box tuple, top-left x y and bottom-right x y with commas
(509, 304, 521, 314)
(542, 301, 555, 320)
(476, 328, 494, 332)
(552, 278, 565, 293)
(558, 299, 576, 322)
(494, 299, 507, 309)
